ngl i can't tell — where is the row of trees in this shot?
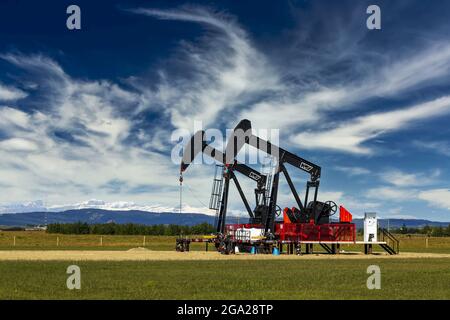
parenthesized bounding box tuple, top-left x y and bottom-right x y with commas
(355, 224, 450, 237)
(46, 222, 450, 237)
(46, 222, 215, 236)
(393, 224, 450, 237)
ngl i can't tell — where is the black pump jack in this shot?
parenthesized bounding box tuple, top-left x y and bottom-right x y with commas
(180, 130, 268, 234)
(224, 120, 336, 234)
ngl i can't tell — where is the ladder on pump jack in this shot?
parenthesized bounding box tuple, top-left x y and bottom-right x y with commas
(260, 155, 276, 204)
(210, 164, 224, 229)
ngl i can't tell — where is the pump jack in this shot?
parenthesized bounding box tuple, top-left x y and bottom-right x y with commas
(224, 119, 337, 235)
(177, 120, 400, 255)
(180, 130, 268, 234)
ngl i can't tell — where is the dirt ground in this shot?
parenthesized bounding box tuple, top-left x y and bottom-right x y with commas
(0, 249, 449, 261)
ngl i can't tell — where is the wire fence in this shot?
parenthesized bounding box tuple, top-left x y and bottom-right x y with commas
(1, 232, 450, 253)
(0, 232, 178, 249)
(0, 232, 216, 250)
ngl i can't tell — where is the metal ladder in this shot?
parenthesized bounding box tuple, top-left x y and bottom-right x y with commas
(210, 164, 224, 227)
(260, 155, 276, 202)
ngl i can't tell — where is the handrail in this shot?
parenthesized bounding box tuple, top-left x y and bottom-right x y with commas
(380, 228, 400, 254)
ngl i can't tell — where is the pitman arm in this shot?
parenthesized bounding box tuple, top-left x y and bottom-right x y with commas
(224, 119, 321, 181)
(180, 130, 266, 185)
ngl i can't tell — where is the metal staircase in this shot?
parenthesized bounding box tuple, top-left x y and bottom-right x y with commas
(320, 243, 333, 254)
(210, 164, 224, 228)
(379, 228, 400, 255)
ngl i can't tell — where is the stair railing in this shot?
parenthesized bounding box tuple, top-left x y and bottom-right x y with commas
(380, 228, 400, 254)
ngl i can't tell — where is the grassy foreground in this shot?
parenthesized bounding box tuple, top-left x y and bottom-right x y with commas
(0, 259, 449, 299)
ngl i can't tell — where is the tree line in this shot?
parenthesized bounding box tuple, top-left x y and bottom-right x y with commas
(392, 224, 450, 237)
(356, 224, 450, 237)
(46, 222, 450, 237)
(46, 222, 215, 236)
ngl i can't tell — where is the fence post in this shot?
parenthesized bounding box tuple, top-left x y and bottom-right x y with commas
(100, 236, 103, 246)
(57, 236, 59, 247)
(426, 237, 429, 248)
(13, 235, 16, 246)
(143, 236, 146, 247)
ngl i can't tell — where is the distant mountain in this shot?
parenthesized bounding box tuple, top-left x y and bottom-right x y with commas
(0, 208, 240, 227)
(0, 199, 185, 214)
(0, 208, 448, 228)
(352, 218, 449, 229)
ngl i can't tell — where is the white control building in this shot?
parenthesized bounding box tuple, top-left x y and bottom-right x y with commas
(364, 212, 378, 242)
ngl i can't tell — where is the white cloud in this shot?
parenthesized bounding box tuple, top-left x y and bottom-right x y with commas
(413, 140, 450, 157)
(292, 96, 450, 154)
(379, 169, 440, 187)
(232, 41, 450, 132)
(334, 166, 370, 176)
(418, 189, 450, 211)
(129, 7, 278, 130)
(325, 191, 380, 215)
(0, 138, 38, 152)
(0, 84, 27, 101)
(1, 6, 450, 219)
(0, 54, 183, 206)
(373, 43, 450, 96)
(0, 106, 30, 129)
(366, 187, 417, 201)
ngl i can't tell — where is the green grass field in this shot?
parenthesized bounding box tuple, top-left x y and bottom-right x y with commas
(1, 231, 450, 253)
(0, 231, 178, 251)
(1, 231, 449, 299)
(0, 259, 449, 299)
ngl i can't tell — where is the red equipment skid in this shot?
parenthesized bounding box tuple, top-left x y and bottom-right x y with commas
(275, 222, 355, 242)
(226, 222, 355, 242)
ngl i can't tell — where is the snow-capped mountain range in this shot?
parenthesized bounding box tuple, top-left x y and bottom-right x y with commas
(0, 199, 215, 215)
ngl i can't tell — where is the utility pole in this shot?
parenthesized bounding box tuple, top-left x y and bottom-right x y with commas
(179, 174, 183, 214)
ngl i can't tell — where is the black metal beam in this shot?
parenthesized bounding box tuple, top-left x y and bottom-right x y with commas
(280, 163, 304, 212)
(224, 119, 322, 182)
(265, 170, 280, 234)
(250, 136, 321, 181)
(230, 171, 254, 218)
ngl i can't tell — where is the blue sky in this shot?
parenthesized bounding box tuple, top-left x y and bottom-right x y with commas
(0, 0, 450, 221)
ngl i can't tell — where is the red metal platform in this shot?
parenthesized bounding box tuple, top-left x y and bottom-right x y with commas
(226, 222, 356, 242)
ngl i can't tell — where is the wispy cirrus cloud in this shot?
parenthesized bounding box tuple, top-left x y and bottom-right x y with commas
(128, 7, 279, 130)
(418, 189, 450, 211)
(0, 51, 230, 212)
(123, 5, 450, 164)
(0, 53, 178, 205)
(413, 140, 450, 157)
(1, 4, 450, 220)
(234, 41, 450, 132)
(292, 96, 450, 154)
(379, 169, 441, 187)
(0, 83, 28, 101)
(128, 6, 450, 158)
(366, 187, 417, 201)
(334, 166, 371, 176)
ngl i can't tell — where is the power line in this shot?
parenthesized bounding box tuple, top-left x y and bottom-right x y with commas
(184, 183, 209, 209)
